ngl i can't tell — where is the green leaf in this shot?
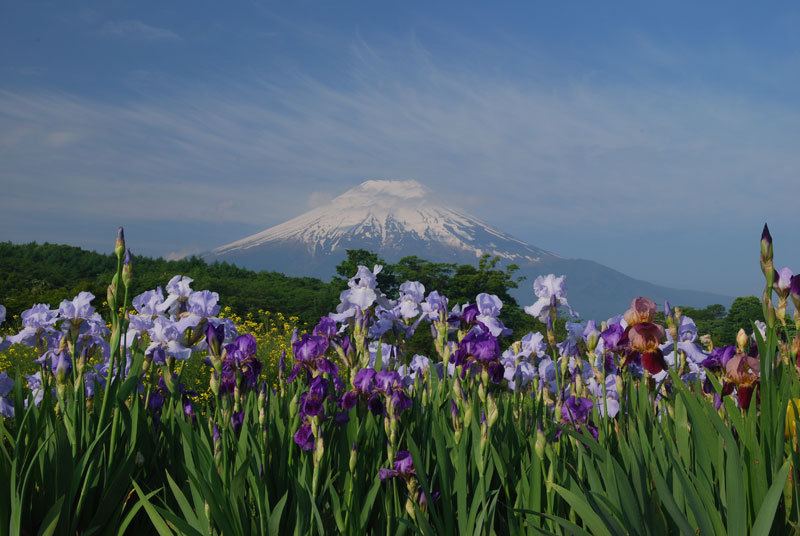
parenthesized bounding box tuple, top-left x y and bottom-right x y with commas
(751, 460, 791, 535)
(36, 495, 64, 536)
(131, 481, 175, 536)
(548, 482, 611, 536)
(269, 491, 288, 536)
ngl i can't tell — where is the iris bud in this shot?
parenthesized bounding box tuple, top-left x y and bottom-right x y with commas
(122, 248, 133, 288)
(760, 223, 773, 270)
(349, 442, 357, 473)
(736, 329, 749, 352)
(115, 227, 125, 258)
(487, 394, 498, 428)
(534, 431, 546, 459)
(463, 404, 473, 427)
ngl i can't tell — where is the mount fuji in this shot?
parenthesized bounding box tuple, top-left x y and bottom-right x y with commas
(203, 179, 731, 320)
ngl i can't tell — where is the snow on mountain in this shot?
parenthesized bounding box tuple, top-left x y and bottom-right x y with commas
(209, 179, 558, 264)
(203, 179, 731, 320)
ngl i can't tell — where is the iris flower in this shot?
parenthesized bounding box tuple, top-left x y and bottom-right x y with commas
(524, 274, 578, 322)
(0, 371, 14, 418)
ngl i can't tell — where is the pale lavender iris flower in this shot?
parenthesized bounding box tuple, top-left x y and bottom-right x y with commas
(475, 293, 512, 337)
(146, 317, 192, 361)
(397, 281, 425, 319)
(524, 274, 578, 322)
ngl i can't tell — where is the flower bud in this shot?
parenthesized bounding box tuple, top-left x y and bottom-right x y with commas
(52, 350, 72, 386)
(463, 403, 473, 428)
(107, 282, 116, 307)
(349, 442, 357, 473)
(205, 322, 224, 359)
(736, 328, 749, 352)
(760, 223, 773, 272)
(115, 226, 126, 258)
(122, 248, 133, 288)
(487, 393, 498, 428)
(534, 430, 546, 459)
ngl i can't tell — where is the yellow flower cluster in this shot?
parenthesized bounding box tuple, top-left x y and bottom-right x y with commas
(219, 307, 307, 391)
(0, 307, 305, 406)
(0, 341, 39, 376)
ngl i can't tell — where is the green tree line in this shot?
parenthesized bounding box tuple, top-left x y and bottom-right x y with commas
(0, 241, 761, 346)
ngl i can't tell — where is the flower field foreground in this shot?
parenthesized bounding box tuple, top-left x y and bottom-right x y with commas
(0, 226, 799, 535)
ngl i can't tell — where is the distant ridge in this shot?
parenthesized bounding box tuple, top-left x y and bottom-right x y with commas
(204, 179, 732, 320)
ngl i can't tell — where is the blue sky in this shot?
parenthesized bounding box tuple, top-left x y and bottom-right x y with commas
(2, 1, 800, 297)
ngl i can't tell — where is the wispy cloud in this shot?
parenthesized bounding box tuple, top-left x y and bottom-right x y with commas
(1, 34, 799, 293)
(99, 20, 180, 41)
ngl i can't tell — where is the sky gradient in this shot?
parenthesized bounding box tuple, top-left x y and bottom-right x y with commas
(2, 1, 800, 297)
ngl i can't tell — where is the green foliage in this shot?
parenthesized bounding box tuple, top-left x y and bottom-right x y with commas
(2, 238, 800, 534)
(0, 242, 339, 327)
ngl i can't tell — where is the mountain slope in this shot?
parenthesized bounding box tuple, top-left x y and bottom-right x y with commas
(204, 179, 731, 319)
(209, 179, 558, 265)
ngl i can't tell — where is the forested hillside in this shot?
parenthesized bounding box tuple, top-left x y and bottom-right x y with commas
(0, 242, 761, 345)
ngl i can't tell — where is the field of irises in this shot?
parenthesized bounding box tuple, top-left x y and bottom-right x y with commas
(0, 226, 799, 535)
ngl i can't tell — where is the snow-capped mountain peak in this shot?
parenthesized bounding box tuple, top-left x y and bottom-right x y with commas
(202, 178, 732, 321)
(208, 179, 558, 264)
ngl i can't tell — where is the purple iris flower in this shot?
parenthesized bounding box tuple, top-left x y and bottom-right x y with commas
(409, 354, 431, 375)
(293, 334, 329, 362)
(461, 303, 479, 325)
(219, 334, 262, 394)
(379, 450, 416, 481)
(0, 371, 14, 418)
(50, 349, 72, 383)
(313, 316, 338, 338)
(294, 423, 314, 451)
(230, 411, 244, 433)
(375, 370, 402, 395)
(600, 323, 625, 354)
(555, 396, 598, 441)
(25, 372, 44, 408)
(660, 315, 708, 365)
(205, 322, 225, 357)
(538, 358, 558, 394)
(342, 390, 358, 410)
(420, 291, 448, 321)
(503, 359, 537, 391)
(715, 345, 736, 368)
(367, 392, 385, 415)
(353, 368, 376, 392)
(557, 327, 580, 358)
(520, 332, 547, 359)
(451, 326, 504, 383)
(299, 376, 329, 419)
(333, 411, 350, 426)
(390, 390, 412, 413)
(288, 334, 338, 382)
